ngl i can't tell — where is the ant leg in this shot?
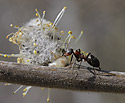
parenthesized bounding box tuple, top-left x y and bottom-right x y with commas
(93, 67, 96, 75)
(78, 60, 82, 69)
(67, 54, 73, 68)
(71, 59, 76, 70)
(70, 54, 73, 64)
(99, 67, 101, 71)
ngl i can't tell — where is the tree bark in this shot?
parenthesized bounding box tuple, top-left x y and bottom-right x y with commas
(0, 61, 125, 93)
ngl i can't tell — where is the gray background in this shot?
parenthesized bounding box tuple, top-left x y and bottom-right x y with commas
(0, 0, 125, 103)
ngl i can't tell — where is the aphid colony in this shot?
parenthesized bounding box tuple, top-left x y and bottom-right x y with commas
(0, 7, 101, 102)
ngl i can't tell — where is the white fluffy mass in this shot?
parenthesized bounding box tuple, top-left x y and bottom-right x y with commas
(8, 18, 63, 65)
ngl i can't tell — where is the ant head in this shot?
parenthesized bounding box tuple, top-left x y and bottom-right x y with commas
(68, 48, 74, 53)
(63, 48, 73, 56)
(62, 49, 66, 55)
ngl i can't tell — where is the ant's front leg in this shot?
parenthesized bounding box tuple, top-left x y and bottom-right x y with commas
(67, 54, 74, 68)
(70, 54, 73, 64)
(71, 59, 76, 71)
(68, 54, 76, 70)
(78, 60, 82, 69)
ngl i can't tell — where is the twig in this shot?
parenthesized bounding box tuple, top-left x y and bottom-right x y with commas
(0, 61, 125, 93)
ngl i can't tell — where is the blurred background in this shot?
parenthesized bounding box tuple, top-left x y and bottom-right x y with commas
(0, 0, 125, 103)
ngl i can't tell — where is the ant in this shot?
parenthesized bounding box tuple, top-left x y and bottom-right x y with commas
(62, 48, 101, 71)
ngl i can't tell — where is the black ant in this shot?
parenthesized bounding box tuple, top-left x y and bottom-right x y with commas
(62, 48, 101, 71)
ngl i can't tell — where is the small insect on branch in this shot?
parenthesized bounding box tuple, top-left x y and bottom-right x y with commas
(0, 61, 125, 93)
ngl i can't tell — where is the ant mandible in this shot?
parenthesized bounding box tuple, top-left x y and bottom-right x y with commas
(62, 48, 101, 70)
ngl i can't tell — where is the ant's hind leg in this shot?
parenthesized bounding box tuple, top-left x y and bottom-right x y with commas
(99, 67, 101, 71)
(93, 67, 96, 75)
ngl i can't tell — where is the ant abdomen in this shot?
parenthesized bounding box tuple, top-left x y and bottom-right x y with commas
(86, 53, 101, 70)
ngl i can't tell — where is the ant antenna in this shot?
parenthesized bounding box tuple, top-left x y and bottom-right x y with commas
(75, 31, 84, 44)
(52, 7, 67, 27)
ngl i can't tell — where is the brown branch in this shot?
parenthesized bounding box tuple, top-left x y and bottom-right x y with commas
(0, 61, 125, 93)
